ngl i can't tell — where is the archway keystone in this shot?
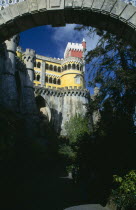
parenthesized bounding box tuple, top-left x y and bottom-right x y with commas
(0, 0, 135, 47)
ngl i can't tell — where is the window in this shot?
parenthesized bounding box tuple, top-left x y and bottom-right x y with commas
(75, 75, 81, 84)
(58, 67, 61, 72)
(45, 76, 48, 83)
(80, 66, 83, 71)
(45, 63, 48, 70)
(58, 79, 61, 85)
(37, 62, 41, 68)
(53, 78, 56, 84)
(49, 65, 53, 71)
(72, 64, 76, 69)
(37, 75, 40, 81)
(68, 64, 71, 70)
(77, 64, 79, 70)
(54, 66, 57, 72)
(34, 73, 36, 80)
(64, 65, 67, 70)
(49, 77, 52, 83)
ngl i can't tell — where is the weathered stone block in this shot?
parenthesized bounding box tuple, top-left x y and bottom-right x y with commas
(120, 4, 136, 22)
(73, 0, 83, 8)
(38, 0, 47, 11)
(17, 1, 29, 16)
(15, 15, 35, 32)
(8, 4, 20, 19)
(0, 7, 12, 23)
(27, 0, 38, 14)
(101, 0, 117, 14)
(82, 0, 94, 9)
(92, 0, 105, 12)
(65, 0, 73, 8)
(0, 13, 5, 25)
(111, 1, 127, 19)
(128, 13, 136, 29)
(47, 0, 64, 10)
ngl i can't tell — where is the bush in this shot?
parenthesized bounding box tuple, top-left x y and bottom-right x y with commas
(112, 170, 136, 209)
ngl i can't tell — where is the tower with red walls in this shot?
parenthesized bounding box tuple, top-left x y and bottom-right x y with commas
(64, 38, 86, 59)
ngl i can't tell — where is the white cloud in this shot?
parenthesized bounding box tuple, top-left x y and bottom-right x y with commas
(49, 24, 100, 58)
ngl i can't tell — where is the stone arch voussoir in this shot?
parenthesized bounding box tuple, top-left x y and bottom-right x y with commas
(0, 0, 135, 47)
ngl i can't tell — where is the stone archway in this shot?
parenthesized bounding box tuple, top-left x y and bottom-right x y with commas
(0, 0, 136, 47)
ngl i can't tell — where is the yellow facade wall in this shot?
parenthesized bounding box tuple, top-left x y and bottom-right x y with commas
(61, 70, 83, 89)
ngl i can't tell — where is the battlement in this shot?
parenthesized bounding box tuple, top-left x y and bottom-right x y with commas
(35, 87, 90, 98)
(64, 42, 83, 58)
(62, 56, 83, 65)
(17, 46, 23, 53)
(36, 54, 62, 64)
(24, 48, 35, 56)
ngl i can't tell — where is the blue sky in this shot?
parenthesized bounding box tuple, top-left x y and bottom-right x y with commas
(20, 24, 99, 58)
(20, 24, 99, 93)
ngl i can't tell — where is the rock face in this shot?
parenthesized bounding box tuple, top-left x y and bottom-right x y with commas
(35, 87, 90, 135)
(0, 35, 19, 111)
(0, 36, 39, 138)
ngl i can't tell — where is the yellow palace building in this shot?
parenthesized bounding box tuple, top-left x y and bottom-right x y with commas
(17, 39, 86, 90)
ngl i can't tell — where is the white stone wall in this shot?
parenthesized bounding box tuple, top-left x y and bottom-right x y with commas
(36, 88, 90, 136)
(0, 0, 25, 10)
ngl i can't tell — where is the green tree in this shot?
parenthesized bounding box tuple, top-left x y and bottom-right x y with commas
(58, 114, 90, 171)
(74, 27, 136, 204)
(112, 170, 136, 209)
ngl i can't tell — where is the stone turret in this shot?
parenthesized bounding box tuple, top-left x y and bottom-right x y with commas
(22, 49, 37, 114)
(0, 35, 19, 111)
(23, 48, 36, 85)
(5, 35, 20, 73)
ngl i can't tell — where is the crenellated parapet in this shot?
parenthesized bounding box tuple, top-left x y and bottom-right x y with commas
(5, 35, 20, 54)
(35, 87, 90, 98)
(62, 56, 83, 65)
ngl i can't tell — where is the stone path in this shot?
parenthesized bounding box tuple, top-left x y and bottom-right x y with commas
(64, 204, 109, 210)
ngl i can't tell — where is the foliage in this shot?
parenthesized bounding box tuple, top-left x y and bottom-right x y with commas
(74, 26, 136, 204)
(58, 114, 90, 169)
(65, 114, 90, 143)
(112, 170, 136, 209)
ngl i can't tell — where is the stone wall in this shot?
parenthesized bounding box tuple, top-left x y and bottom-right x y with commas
(35, 87, 90, 135)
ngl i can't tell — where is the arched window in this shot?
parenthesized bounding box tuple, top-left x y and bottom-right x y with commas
(58, 79, 61, 85)
(37, 75, 40, 81)
(45, 76, 48, 83)
(54, 66, 57, 72)
(64, 65, 67, 70)
(37, 62, 41, 68)
(49, 65, 53, 71)
(77, 64, 79, 70)
(72, 64, 76, 69)
(68, 64, 71, 70)
(53, 78, 56, 84)
(58, 67, 61, 72)
(34, 72, 36, 80)
(80, 65, 83, 71)
(45, 63, 48, 70)
(49, 77, 52, 83)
